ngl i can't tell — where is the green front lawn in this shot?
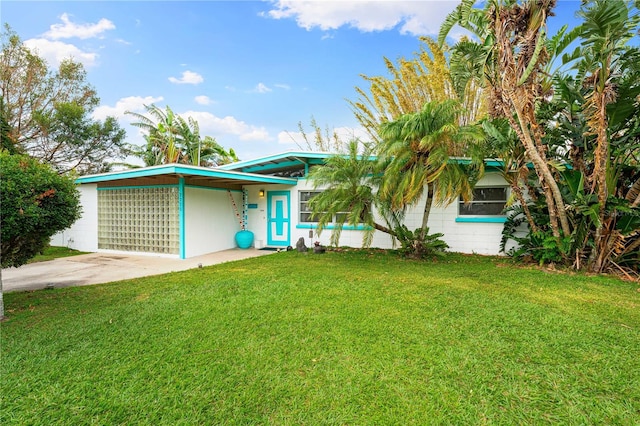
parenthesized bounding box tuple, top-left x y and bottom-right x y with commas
(2, 251, 638, 424)
(27, 246, 89, 263)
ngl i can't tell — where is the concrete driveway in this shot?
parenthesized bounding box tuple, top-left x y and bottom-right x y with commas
(2, 249, 276, 293)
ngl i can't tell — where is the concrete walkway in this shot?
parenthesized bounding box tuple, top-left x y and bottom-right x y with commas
(2, 249, 276, 293)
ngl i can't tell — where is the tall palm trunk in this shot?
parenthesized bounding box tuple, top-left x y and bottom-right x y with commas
(587, 90, 611, 272)
(504, 104, 571, 238)
(420, 184, 435, 240)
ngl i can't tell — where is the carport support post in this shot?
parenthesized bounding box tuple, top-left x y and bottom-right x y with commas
(179, 177, 186, 259)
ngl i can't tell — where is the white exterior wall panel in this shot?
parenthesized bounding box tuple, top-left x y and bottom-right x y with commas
(51, 184, 99, 252)
(250, 173, 509, 255)
(184, 187, 242, 257)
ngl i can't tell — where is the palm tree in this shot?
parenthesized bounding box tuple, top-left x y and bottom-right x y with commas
(174, 115, 238, 166)
(127, 104, 181, 165)
(378, 99, 485, 240)
(440, 0, 573, 240)
(126, 104, 239, 167)
(307, 140, 402, 247)
(572, 0, 640, 271)
(349, 37, 486, 148)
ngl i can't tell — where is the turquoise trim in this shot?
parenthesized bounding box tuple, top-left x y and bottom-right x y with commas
(179, 177, 186, 259)
(75, 163, 297, 185)
(97, 184, 178, 190)
(455, 217, 507, 223)
(218, 151, 513, 173)
(248, 203, 258, 209)
(451, 158, 505, 168)
(296, 223, 372, 231)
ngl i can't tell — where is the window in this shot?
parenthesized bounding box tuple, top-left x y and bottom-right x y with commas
(299, 191, 320, 222)
(459, 187, 508, 216)
(299, 191, 348, 223)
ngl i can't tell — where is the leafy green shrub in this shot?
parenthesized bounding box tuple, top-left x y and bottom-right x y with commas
(0, 152, 81, 267)
(394, 225, 449, 259)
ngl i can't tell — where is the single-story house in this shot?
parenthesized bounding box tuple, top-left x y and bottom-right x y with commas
(52, 151, 513, 258)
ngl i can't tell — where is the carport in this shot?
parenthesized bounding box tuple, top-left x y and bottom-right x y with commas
(53, 164, 296, 259)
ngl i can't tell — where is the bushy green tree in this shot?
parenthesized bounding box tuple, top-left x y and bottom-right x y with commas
(0, 151, 82, 318)
(0, 25, 127, 174)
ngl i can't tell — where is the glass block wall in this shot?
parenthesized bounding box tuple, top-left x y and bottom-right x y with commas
(98, 187, 180, 254)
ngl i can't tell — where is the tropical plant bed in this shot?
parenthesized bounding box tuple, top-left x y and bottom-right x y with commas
(1, 251, 638, 424)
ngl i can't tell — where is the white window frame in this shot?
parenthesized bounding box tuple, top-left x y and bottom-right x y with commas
(299, 190, 348, 223)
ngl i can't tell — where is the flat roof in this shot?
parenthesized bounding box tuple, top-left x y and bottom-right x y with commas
(217, 151, 332, 175)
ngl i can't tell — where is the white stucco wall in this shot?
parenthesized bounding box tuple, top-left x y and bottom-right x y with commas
(245, 172, 511, 255)
(50, 184, 99, 252)
(184, 187, 243, 257)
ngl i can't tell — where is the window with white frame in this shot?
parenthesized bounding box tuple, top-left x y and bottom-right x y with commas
(299, 191, 320, 222)
(459, 187, 508, 216)
(299, 191, 348, 223)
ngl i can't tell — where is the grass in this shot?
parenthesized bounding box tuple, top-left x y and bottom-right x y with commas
(27, 246, 89, 263)
(1, 250, 639, 425)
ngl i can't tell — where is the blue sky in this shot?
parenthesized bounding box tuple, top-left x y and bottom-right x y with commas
(3, 1, 584, 162)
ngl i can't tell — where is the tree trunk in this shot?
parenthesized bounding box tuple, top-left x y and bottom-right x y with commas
(506, 99, 571, 238)
(587, 92, 611, 273)
(373, 222, 396, 237)
(627, 178, 640, 208)
(420, 184, 435, 240)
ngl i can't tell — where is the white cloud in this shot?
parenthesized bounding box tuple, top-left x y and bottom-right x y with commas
(252, 82, 272, 93)
(44, 13, 115, 40)
(24, 38, 98, 68)
(265, 0, 459, 36)
(182, 111, 271, 141)
(194, 95, 213, 105)
(92, 95, 164, 121)
(274, 83, 291, 90)
(277, 130, 304, 145)
(168, 70, 204, 85)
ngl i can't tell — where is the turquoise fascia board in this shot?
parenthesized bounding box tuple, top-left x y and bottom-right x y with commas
(220, 153, 513, 173)
(455, 216, 507, 223)
(296, 223, 373, 231)
(97, 184, 178, 190)
(75, 164, 297, 185)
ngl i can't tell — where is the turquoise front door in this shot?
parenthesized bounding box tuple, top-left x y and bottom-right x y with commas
(267, 191, 290, 247)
